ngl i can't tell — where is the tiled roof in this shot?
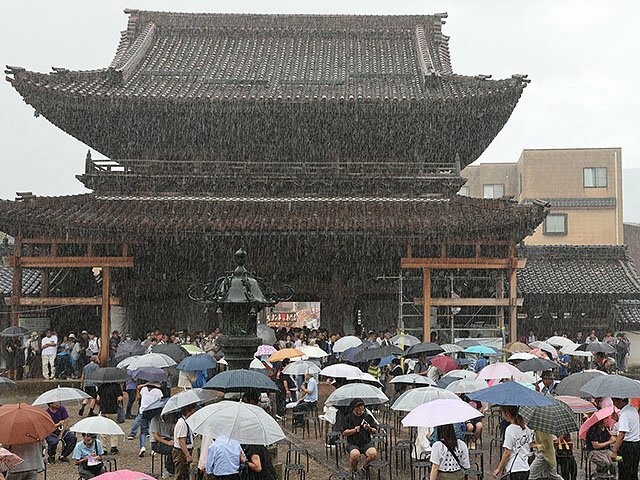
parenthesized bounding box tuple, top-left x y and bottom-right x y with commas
(522, 198, 616, 209)
(614, 300, 640, 325)
(0, 266, 41, 296)
(518, 245, 640, 296)
(0, 194, 545, 242)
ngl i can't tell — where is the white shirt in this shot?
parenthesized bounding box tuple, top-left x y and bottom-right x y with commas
(139, 386, 163, 413)
(173, 417, 193, 448)
(618, 404, 640, 442)
(41, 335, 58, 356)
(430, 440, 470, 472)
(503, 424, 534, 473)
(88, 337, 100, 353)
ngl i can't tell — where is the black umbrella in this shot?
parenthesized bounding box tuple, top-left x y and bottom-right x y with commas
(87, 367, 130, 384)
(203, 369, 279, 393)
(555, 371, 605, 397)
(581, 375, 640, 398)
(114, 340, 145, 362)
(356, 345, 404, 362)
(404, 342, 444, 358)
(576, 342, 616, 354)
(151, 343, 189, 363)
(516, 358, 560, 372)
(0, 326, 29, 337)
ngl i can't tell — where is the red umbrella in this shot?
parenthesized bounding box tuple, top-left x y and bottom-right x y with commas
(430, 356, 458, 373)
(0, 403, 57, 445)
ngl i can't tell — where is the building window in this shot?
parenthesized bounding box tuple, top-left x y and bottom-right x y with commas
(483, 184, 504, 199)
(458, 186, 469, 197)
(544, 213, 568, 235)
(583, 167, 607, 187)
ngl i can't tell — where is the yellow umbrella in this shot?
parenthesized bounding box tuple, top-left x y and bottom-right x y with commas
(268, 348, 304, 362)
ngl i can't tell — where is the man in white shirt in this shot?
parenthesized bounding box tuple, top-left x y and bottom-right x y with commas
(41, 329, 58, 380)
(173, 404, 196, 480)
(127, 383, 163, 457)
(611, 398, 640, 480)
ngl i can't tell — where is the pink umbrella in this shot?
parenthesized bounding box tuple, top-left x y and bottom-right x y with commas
(477, 363, 524, 381)
(528, 348, 547, 358)
(430, 356, 458, 374)
(402, 399, 481, 427)
(94, 470, 155, 480)
(579, 406, 618, 440)
(255, 345, 277, 357)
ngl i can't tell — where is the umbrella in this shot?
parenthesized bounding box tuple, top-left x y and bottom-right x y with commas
(464, 345, 497, 355)
(128, 353, 177, 370)
(0, 403, 57, 445)
(176, 354, 217, 372)
(182, 345, 205, 355)
(114, 340, 145, 361)
(0, 447, 23, 471)
(70, 416, 124, 436)
(268, 348, 304, 362)
(342, 345, 367, 363)
(430, 356, 458, 373)
(187, 400, 285, 445)
(204, 369, 279, 393)
(476, 363, 525, 381)
(356, 345, 403, 362)
(529, 341, 558, 358)
(319, 364, 363, 379)
(87, 367, 130, 384)
(556, 396, 598, 414)
(0, 376, 18, 393)
(143, 397, 169, 415)
(442, 370, 478, 380)
(576, 342, 616, 354)
(579, 406, 618, 440)
(445, 379, 489, 394)
(520, 402, 579, 435)
(516, 358, 560, 372)
(116, 355, 141, 369)
(151, 344, 189, 363)
(161, 388, 215, 415)
(468, 381, 557, 407)
(392, 387, 458, 412)
(390, 334, 421, 348)
(255, 345, 277, 357)
(0, 326, 28, 337)
(402, 399, 479, 428)
(436, 377, 459, 389)
(132, 367, 169, 383)
(508, 352, 537, 362)
(325, 383, 389, 407)
(561, 343, 593, 358)
(389, 374, 436, 386)
(502, 341, 532, 353)
(94, 470, 155, 480)
(546, 336, 575, 349)
(283, 361, 320, 376)
(554, 371, 607, 397)
(298, 345, 329, 358)
(32, 386, 90, 405)
(249, 358, 268, 370)
(333, 336, 363, 353)
(257, 324, 277, 345)
(440, 344, 464, 353)
(404, 342, 444, 358)
(581, 375, 640, 398)
(345, 372, 382, 386)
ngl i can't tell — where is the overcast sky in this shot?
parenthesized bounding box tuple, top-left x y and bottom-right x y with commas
(1, 1, 638, 208)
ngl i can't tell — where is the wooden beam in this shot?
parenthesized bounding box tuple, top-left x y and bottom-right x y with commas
(414, 297, 524, 307)
(10, 235, 22, 327)
(509, 267, 518, 342)
(5, 297, 122, 306)
(99, 267, 111, 366)
(401, 257, 526, 270)
(21, 238, 125, 245)
(497, 272, 505, 335)
(422, 268, 431, 342)
(10, 256, 134, 269)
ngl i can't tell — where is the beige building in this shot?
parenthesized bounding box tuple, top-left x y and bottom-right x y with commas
(461, 148, 624, 245)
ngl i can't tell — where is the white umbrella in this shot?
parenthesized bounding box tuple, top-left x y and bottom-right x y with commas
(283, 361, 321, 376)
(445, 379, 489, 394)
(127, 353, 177, 369)
(508, 352, 537, 362)
(333, 336, 363, 353)
(440, 344, 464, 354)
(32, 387, 91, 406)
(325, 383, 388, 407)
(346, 372, 382, 386)
(390, 334, 421, 348)
(70, 416, 124, 436)
(546, 336, 574, 349)
(117, 355, 141, 369)
(391, 387, 458, 412)
(161, 388, 216, 416)
(389, 374, 437, 386)
(319, 364, 363, 379)
(187, 401, 285, 445)
(249, 358, 267, 370)
(561, 343, 593, 358)
(402, 399, 481, 427)
(442, 370, 478, 380)
(298, 345, 329, 358)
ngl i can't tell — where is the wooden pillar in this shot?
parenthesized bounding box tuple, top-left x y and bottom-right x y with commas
(422, 267, 431, 342)
(10, 236, 22, 327)
(497, 272, 505, 333)
(509, 267, 518, 342)
(99, 266, 111, 366)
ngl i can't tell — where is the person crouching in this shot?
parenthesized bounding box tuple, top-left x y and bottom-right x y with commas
(342, 398, 378, 475)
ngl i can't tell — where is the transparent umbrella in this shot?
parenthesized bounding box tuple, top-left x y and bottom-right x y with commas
(391, 387, 458, 412)
(32, 387, 90, 406)
(325, 383, 388, 407)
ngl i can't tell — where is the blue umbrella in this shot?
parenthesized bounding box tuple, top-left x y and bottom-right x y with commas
(132, 366, 169, 383)
(468, 381, 557, 407)
(464, 345, 497, 355)
(177, 354, 217, 372)
(377, 355, 395, 368)
(342, 345, 366, 363)
(145, 397, 170, 412)
(436, 376, 458, 389)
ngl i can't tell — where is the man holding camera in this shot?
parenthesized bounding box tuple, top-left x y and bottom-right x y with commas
(342, 398, 379, 474)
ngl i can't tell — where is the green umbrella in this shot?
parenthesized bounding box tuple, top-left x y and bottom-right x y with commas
(520, 402, 579, 435)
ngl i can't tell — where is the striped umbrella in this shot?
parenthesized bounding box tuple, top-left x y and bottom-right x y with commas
(520, 402, 579, 435)
(556, 395, 597, 414)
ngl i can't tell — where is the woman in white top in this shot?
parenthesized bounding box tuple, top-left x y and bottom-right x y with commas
(494, 406, 534, 480)
(429, 423, 470, 480)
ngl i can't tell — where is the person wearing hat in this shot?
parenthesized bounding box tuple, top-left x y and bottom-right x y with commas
(537, 371, 557, 395)
(342, 398, 379, 474)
